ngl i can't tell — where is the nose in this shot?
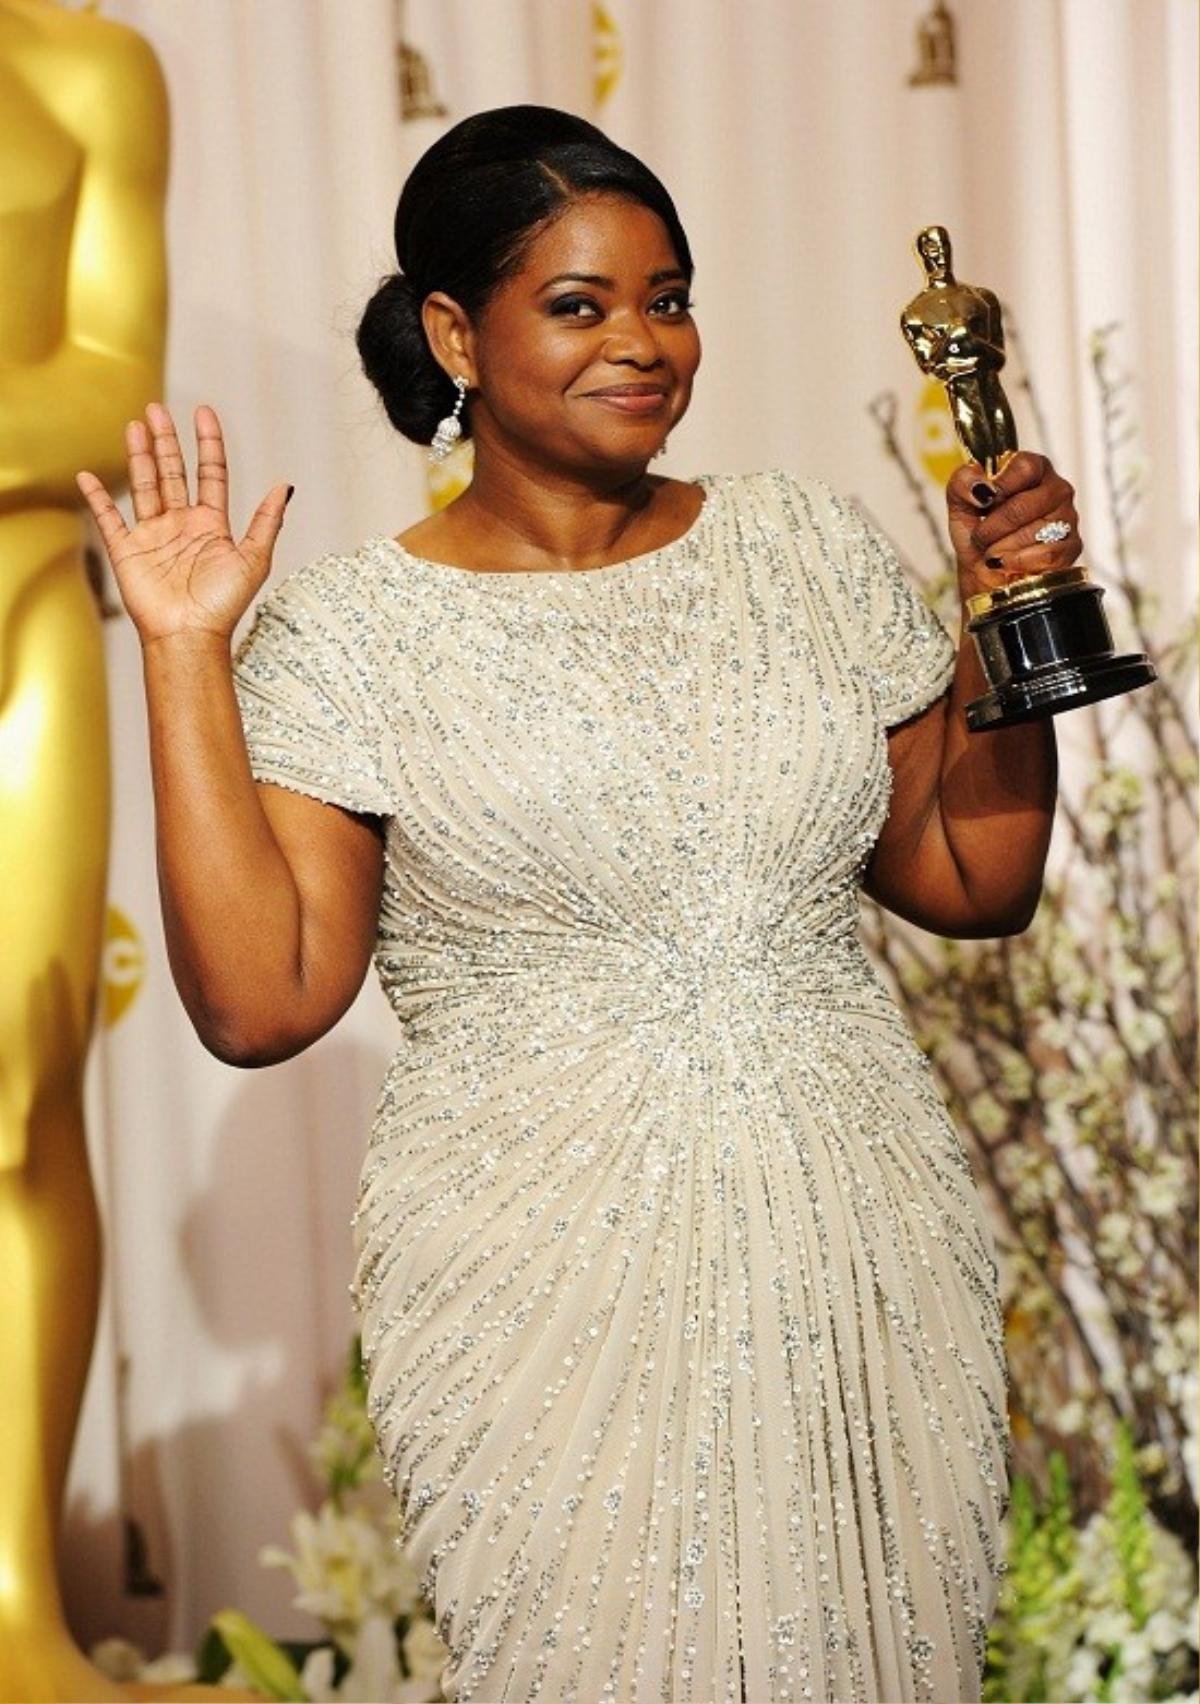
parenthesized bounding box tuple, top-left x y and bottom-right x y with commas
(601, 306, 666, 368)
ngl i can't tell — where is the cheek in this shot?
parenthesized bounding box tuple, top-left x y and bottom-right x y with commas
(671, 321, 702, 377)
(481, 328, 594, 405)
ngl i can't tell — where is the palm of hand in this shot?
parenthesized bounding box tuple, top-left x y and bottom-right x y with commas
(113, 504, 260, 638)
(75, 401, 289, 644)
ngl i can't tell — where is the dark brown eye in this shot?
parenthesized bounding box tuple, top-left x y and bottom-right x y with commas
(548, 296, 600, 318)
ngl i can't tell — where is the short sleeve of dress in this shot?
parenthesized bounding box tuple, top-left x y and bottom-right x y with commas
(231, 560, 392, 817)
(816, 478, 959, 729)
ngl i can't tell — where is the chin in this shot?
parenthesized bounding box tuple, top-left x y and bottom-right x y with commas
(557, 435, 660, 474)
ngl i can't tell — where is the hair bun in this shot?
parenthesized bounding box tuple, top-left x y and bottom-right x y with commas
(355, 268, 454, 446)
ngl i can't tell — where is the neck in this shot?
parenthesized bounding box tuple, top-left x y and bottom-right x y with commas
(449, 443, 660, 571)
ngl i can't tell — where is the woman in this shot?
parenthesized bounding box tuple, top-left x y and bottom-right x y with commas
(77, 105, 1074, 1704)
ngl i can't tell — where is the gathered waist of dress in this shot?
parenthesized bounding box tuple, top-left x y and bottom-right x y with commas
(372, 896, 896, 1043)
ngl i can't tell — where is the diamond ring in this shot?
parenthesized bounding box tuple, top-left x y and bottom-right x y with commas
(1035, 520, 1071, 544)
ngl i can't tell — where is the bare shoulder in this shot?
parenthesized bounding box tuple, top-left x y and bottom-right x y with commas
(656, 473, 708, 525)
(394, 507, 459, 560)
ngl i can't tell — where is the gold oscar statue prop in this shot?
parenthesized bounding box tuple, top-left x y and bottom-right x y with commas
(901, 224, 1157, 732)
(0, 4, 260, 1699)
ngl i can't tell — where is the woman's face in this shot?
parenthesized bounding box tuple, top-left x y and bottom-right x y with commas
(455, 193, 701, 475)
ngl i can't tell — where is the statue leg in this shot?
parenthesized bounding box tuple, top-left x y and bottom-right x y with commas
(0, 532, 265, 1701)
(986, 378, 1018, 470)
(0, 532, 121, 1700)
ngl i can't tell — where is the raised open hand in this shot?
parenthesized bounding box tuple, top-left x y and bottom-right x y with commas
(75, 402, 290, 645)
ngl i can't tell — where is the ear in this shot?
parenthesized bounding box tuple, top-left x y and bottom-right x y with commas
(421, 291, 478, 388)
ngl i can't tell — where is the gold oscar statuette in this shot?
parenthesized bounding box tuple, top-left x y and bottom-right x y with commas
(900, 224, 1156, 732)
(0, 1, 261, 1698)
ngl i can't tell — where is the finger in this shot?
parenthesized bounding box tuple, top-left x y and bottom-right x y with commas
(947, 462, 1001, 513)
(972, 475, 1076, 552)
(76, 470, 131, 555)
(238, 483, 292, 566)
(978, 498, 1079, 561)
(978, 512, 1083, 578)
(126, 419, 165, 522)
(144, 401, 190, 508)
(989, 450, 1051, 498)
(946, 454, 1055, 516)
(195, 404, 230, 513)
(985, 537, 1084, 578)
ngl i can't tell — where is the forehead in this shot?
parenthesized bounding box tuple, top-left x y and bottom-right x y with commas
(514, 194, 681, 279)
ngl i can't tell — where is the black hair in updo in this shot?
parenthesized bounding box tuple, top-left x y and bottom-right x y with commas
(356, 104, 693, 447)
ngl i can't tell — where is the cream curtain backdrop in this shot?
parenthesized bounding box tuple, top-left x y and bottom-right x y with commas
(64, 0, 1197, 1658)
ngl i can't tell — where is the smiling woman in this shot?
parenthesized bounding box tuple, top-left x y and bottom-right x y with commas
(77, 101, 1065, 1704)
(355, 108, 703, 572)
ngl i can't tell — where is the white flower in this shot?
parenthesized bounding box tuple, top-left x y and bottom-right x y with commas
(1056, 1398, 1086, 1435)
(999, 1052, 1034, 1099)
(259, 1499, 421, 1655)
(333, 1612, 402, 1701)
(1064, 1644, 1102, 1695)
(394, 1680, 444, 1701)
(1099, 1046, 1129, 1082)
(1035, 1015, 1071, 1050)
(899, 959, 931, 994)
(1125, 1008, 1167, 1056)
(298, 1612, 443, 1703)
(1135, 1441, 1167, 1475)
(1135, 1153, 1187, 1217)
(139, 1651, 199, 1683)
(1145, 1607, 1195, 1653)
(967, 1089, 1008, 1138)
(1111, 954, 1148, 991)
(89, 1637, 146, 1682)
(1083, 1603, 1133, 1645)
(404, 1614, 451, 1683)
(299, 1645, 339, 1702)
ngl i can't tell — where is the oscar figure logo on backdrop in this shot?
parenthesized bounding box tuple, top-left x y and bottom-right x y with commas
(0, 4, 257, 1699)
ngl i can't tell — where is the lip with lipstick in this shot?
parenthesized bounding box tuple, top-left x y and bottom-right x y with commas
(582, 382, 669, 415)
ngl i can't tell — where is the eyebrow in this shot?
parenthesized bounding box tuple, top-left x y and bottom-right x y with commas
(536, 268, 688, 292)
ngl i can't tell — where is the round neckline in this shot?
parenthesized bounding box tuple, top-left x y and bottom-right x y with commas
(372, 473, 714, 582)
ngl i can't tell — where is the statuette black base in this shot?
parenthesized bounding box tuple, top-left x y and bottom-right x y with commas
(964, 577, 1157, 732)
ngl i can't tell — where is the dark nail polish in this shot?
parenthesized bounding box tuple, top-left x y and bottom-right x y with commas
(985, 554, 1002, 568)
(285, 484, 295, 505)
(971, 481, 996, 506)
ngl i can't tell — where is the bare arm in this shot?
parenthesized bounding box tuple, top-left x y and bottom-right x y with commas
(78, 401, 385, 1065)
(143, 630, 384, 1065)
(862, 634, 1056, 936)
(862, 451, 1075, 936)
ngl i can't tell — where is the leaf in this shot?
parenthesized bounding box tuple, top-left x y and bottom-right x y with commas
(209, 1609, 309, 1701)
(194, 1623, 235, 1684)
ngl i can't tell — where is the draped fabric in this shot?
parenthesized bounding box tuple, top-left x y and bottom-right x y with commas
(67, 0, 1196, 1657)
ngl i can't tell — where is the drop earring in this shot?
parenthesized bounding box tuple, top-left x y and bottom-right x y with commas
(429, 375, 467, 463)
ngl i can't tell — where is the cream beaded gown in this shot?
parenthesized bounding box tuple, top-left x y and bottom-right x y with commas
(232, 468, 1010, 1704)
